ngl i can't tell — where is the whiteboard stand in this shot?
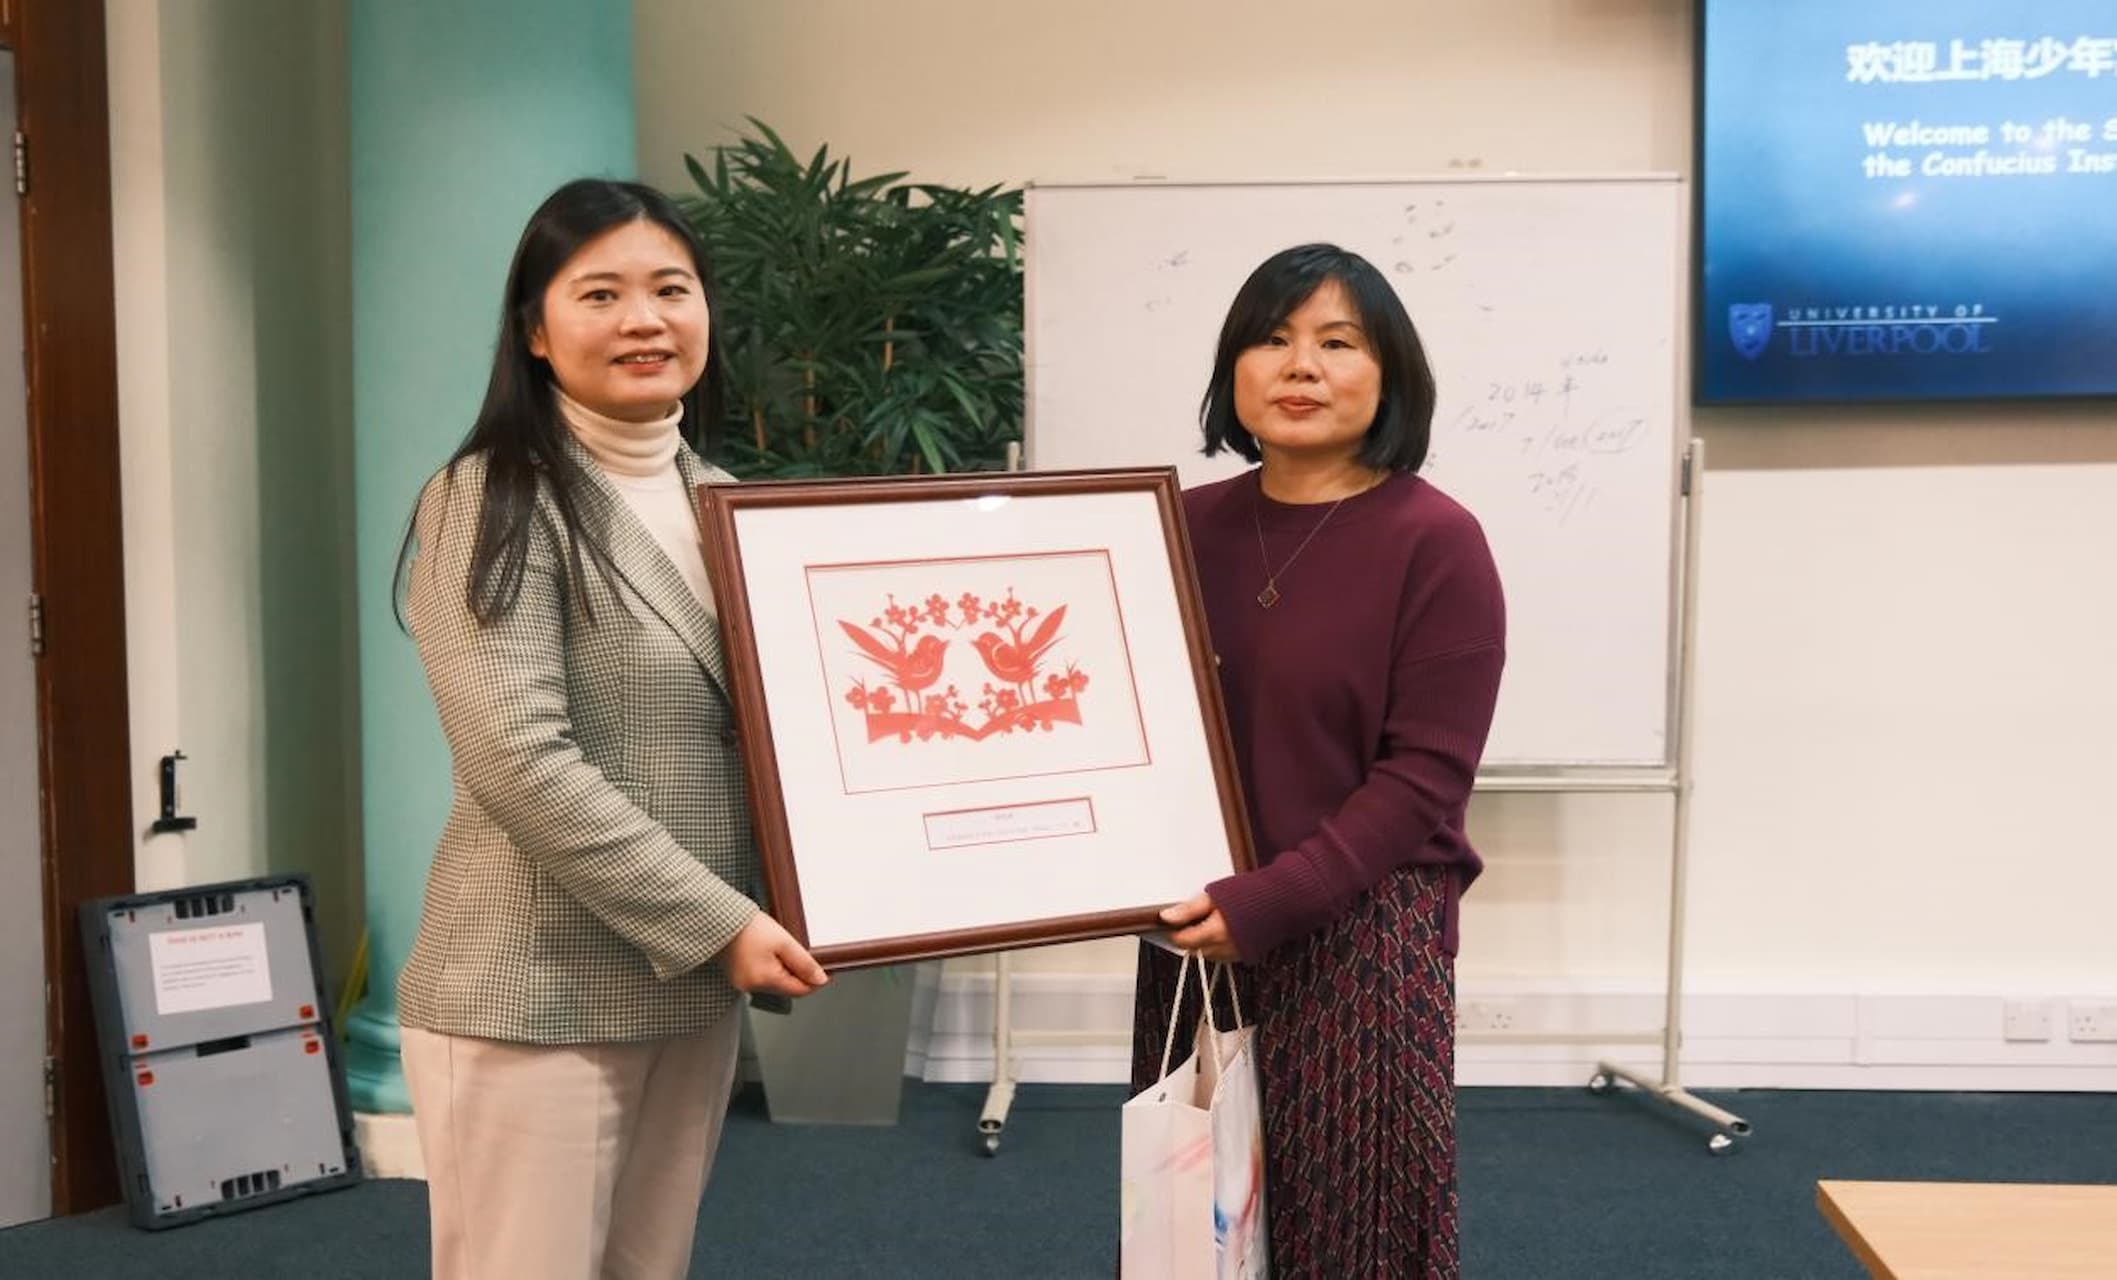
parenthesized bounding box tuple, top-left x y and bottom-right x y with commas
(976, 950, 1015, 1154)
(986, 173, 1726, 1154)
(976, 441, 1137, 1156)
(1594, 436, 1750, 1152)
(1473, 438, 1748, 1154)
(977, 949, 1131, 1155)
(980, 443, 1025, 1154)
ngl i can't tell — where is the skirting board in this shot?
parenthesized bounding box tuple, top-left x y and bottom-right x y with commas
(909, 971, 2117, 1092)
(355, 1110, 424, 1180)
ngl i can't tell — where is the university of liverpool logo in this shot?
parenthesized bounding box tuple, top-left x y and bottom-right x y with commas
(1728, 303, 1774, 360)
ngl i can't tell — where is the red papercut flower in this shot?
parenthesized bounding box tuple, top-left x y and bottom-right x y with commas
(845, 684, 869, 710)
(1068, 669, 1090, 693)
(1044, 673, 1070, 701)
(868, 687, 896, 714)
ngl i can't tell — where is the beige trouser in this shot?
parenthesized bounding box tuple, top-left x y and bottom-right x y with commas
(401, 1015, 742, 1280)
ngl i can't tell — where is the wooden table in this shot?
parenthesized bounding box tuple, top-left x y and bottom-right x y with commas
(1817, 1180, 2117, 1279)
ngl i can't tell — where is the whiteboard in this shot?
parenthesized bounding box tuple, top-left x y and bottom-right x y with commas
(1025, 177, 1685, 768)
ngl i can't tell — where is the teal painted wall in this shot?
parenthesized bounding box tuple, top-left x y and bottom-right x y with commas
(344, 0, 638, 1112)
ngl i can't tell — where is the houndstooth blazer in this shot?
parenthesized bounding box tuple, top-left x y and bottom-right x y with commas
(396, 433, 761, 1044)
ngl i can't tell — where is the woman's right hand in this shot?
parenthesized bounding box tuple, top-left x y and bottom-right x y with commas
(718, 913, 830, 997)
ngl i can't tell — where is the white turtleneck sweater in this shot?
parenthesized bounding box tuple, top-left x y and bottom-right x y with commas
(553, 387, 717, 618)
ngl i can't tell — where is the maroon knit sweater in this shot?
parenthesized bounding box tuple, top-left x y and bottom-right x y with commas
(1188, 468, 1506, 960)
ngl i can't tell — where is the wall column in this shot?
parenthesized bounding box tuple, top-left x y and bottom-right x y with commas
(343, 0, 637, 1126)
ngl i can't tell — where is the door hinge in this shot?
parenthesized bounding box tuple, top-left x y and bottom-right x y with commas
(28, 592, 43, 657)
(42, 1057, 55, 1120)
(12, 131, 24, 198)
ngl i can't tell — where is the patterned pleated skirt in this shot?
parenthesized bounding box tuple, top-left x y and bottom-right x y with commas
(1130, 864, 1458, 1278)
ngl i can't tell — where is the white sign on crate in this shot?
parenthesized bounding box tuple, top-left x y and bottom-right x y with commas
(148, 922, 273, 1016)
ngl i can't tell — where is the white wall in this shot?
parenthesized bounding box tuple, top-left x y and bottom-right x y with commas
(107, 0, 184, 894)
(636, 0, 1694, 187)
(106, 0, 362, 986)
(636, 0, 2117, 1085)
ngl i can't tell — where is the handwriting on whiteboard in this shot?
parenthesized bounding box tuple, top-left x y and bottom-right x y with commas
(1423, 349, 1650, 526)
(1389, 198, 1462, 276)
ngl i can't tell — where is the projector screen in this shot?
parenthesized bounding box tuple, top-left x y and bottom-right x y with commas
(1696, 1, 2117, 405)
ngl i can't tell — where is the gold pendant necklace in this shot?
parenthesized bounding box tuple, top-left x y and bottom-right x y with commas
(1253, 475, 1371, 609)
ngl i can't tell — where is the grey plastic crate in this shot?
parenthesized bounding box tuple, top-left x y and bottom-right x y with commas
(95, 881, 323, 1053)
(80, 875, 361, 1229)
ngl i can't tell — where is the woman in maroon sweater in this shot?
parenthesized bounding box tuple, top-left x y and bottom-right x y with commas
(1134, 244, 1506, 1277)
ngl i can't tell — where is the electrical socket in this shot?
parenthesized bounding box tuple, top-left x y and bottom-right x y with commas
(2002, 1000, 2055, 1042)
(2067, 1002, 2117, 1043)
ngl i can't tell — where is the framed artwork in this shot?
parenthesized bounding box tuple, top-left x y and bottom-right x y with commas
(694, 468, 1254, 968)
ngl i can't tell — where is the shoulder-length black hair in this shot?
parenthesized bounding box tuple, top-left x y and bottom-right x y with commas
(396, 177, 728, 627)
(1199, 243, 1436, 472)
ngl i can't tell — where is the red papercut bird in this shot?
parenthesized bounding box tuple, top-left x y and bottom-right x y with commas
(972, 605, 1067, 693)
(839, 622, 949, 700)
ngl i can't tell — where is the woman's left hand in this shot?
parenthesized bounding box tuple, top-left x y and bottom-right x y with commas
(1160, 892, 1240, 963)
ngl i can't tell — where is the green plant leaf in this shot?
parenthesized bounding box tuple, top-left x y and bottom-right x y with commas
(678, 121, 1024, 479)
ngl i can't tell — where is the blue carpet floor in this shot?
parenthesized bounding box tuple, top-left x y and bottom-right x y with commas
(2, 1082, 2112, 1277)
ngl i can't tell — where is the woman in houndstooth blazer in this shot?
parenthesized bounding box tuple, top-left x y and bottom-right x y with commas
(393, 179, 827, 1280)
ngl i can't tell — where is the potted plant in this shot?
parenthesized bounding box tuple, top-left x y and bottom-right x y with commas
(679, 119, 1023, 479)
(677, 123, 1023, 1123)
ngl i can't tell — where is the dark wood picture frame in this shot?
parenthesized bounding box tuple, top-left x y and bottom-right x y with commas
(694, 467, 1254, 969)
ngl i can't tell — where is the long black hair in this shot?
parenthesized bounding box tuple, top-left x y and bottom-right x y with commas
(395, 178, 728, 626)
(1198, 243, 1436, 472)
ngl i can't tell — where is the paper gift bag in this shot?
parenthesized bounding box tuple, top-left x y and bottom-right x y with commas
(1201, 985, 1268, 1279)
(1121, 955, 1270, 1279)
